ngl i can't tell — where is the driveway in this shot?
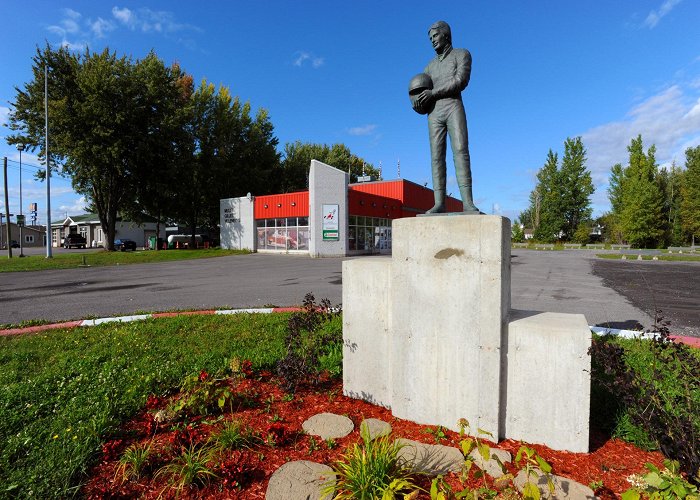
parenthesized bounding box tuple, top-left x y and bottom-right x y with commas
(1, 250, 697, 336)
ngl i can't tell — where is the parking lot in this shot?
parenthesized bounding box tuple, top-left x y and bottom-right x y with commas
(1, 250, 698, 336)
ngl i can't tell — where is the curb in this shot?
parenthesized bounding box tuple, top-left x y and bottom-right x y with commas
(2, 310, 698, 348)
(0, 307, 297, 337)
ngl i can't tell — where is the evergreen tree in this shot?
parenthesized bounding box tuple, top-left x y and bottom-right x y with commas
(680, 145, 700, 245)
(532, 150, 564, 242)
(618, 136, 665, 248)
(559, 137, 594, 240)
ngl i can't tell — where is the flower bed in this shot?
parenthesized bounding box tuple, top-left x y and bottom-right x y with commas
(84, 370, 666, 499)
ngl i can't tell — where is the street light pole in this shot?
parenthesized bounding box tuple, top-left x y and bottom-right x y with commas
(16, 143, 25, 257)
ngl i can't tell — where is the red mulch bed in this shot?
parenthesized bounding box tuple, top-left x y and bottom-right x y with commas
(83, 372, 665, 499)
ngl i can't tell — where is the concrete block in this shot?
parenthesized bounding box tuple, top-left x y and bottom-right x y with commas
(342, 257, 392, 407)
(503, 310, 591, 452)
(390, 215, 510, 433)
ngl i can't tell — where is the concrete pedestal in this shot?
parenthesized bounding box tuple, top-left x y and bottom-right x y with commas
(342, 214, 591, 452)
(390, 216, 510, 433)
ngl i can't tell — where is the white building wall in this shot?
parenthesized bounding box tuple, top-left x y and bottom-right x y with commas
(220, 196, 255, 251)
(308, 160, 348, 257)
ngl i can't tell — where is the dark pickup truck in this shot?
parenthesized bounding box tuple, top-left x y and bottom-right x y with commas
(63, 233, 87, 249)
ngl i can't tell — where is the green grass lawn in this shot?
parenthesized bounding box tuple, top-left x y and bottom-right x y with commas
(0, 313, 288, 498)
(0, 248, 249, 272)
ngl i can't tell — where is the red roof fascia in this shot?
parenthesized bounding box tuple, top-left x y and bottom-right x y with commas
(254, 191, 309, 219)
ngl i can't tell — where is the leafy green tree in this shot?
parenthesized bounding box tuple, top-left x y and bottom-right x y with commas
(680, 145, 700, 245)
(280, 141, 378, 192)
(658, 163, 685, 246)
(559, 137, 594, 240)
(618, 136, 665, 248)
(173, 81, 280, 245)
(7, 46, 185, 250)
(572, 223, 591, 244)
(511, 219, 525, 243)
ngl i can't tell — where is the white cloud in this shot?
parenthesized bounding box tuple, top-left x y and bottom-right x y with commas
(0, 106, 10, 127)
(111, 6, 134, 26)
(293, 51, 324, 68)
(111, 6, 199, 35)
(644, 0, 682, 28)
(581, 82, 700, 213)
(58, 196, 89, 216)
(44, 6, 200, 50)
(348, 124, 377, 136)
(90, 17, 115, 38)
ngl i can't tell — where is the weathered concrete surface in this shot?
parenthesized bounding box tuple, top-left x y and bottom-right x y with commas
(302, 413, 354, 440)
(390, 215, 510, 434)
(265, 460, 335, 500)
(504, 310, 591, 452)
(342, 257, 392, 407)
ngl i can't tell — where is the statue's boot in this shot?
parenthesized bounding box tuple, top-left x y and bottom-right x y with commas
(459, 182, 480, 213)
(426, 189, 446, 213)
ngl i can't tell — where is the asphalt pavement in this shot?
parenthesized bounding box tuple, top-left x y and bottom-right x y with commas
(1, 249, 697, 336)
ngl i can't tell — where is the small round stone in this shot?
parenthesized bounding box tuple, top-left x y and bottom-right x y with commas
(265, 460, 335, 500)
(302, 412, 354, 440)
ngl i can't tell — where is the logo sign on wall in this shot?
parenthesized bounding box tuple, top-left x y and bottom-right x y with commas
(322, 204, 339, 241)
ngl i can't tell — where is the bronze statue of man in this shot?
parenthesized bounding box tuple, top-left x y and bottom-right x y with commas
(413, 21, 479, 213)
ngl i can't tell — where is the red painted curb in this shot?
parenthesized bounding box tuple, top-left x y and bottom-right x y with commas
(0, 321, 84, 337)
(671, 335, 700, 348)
(272, 307, 302, 313)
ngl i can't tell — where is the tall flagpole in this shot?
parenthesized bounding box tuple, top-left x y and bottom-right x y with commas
(45, 65, 52, 258)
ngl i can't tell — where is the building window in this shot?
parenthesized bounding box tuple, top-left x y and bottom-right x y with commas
(25, 235, 34, 243)
(256, 217, 309, 251)
(349, 215, 390, 252)
(96, 228, 103, 244)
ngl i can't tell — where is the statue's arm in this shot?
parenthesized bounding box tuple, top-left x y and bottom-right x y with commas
(431, 50, 471, 99)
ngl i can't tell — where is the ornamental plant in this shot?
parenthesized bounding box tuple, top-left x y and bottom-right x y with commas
(114, 441, 153, 483)
(622, 460, 699, 500)
(323, 425, 420, 499)
(589, 311, 700, 484)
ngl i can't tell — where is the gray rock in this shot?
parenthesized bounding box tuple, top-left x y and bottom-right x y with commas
(468, 447, 512, 478)
(302, 413, 354, 440)
(265, 460, 336, 500)
(360, 418, 392, 440)
(514, 469, 597, 499)
(396, 439, 464, 475)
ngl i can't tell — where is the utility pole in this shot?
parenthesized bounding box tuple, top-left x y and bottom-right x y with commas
(45, 64, 53, 258)
(17, 144, 25, 257)
(3, 157, 12, 258)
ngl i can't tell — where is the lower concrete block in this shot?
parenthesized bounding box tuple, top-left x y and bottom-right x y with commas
(342, 257, 392, 407)
(503, 310, 591, 452)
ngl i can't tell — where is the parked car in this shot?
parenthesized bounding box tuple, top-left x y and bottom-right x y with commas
(63, 234, 87, 249)
(114, 238, 137, 251)
(10, 240, 20, 248)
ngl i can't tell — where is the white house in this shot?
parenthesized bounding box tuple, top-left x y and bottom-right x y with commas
(51, 213, 166, 248)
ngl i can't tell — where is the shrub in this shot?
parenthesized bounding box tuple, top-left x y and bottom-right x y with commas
(276, 293, 342, 392)
(589, 312, 700, 484)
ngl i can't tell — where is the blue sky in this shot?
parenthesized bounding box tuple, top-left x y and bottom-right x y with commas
(1, 0, 700, 225)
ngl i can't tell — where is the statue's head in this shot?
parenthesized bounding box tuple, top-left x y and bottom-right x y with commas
(428, 21, 452, 45)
